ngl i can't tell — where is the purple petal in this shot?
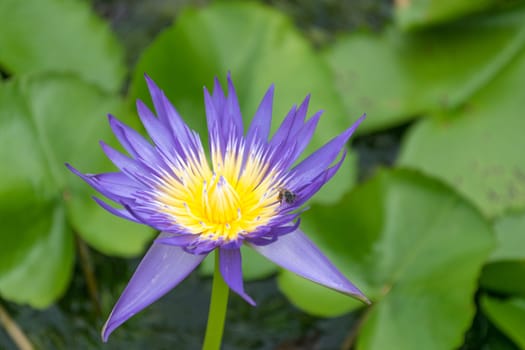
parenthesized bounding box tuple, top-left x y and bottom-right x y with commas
(270, 96, 310, 148)
(206, 74, 244, 147)
(249, 229, 369, 303)
(246, 85, 274, 143)
(144, 75, 197, 153)
(292, 151, 347, 206)
(107, 114, 160, 166)
(119, 200, 180, 232)
(155, 233, 200, 246)
(211, 77, 226, 111)
(66, 164, 139, 202)
(92, 196, 141, 223)
(290, 114, 365, 185)
(136, 100, 178, 158)
(285, 111, 322, 166)
(99, 141, 151, 178)
(224, 73, 244, 138)
(204, 87, 222, 152)
(101, 233, 206, 341)
(219, 248, 256, 306)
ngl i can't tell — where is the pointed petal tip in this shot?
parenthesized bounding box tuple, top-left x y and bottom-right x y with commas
(250, 229, 371, 306)
(101, 319, 113, 342)
(143, 73, 154, 84)
(211, 77, 222, 94)
(302, 94, 311, 106)
(360, 294, 372, 305)
(337, 286, 371, 305)
(107, 114, 121, 130)
(100, 307, 133, 343)
(227, 73, 236, 91)
(64, 162, 76, 173)
(241, 293, 257, 307)
(338, 280, 370, 305)
(98, 140, 109, 151)
(219, 248, 257, 307)
(136, 98, 148, 111)
(100, 238, 206, 342)
(312, 109, 324, 119)
(356, 113, 367, 124)
(100, 313, 133, 343)
(107, 113, 120, 125)
(342, 113, 367, 140)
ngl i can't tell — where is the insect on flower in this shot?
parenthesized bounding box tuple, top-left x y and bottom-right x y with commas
(278, 187, 296, 205)
(67, 73, 368, 341)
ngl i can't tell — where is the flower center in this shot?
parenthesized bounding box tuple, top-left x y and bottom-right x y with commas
(155, 144, 281, 241)
(203, 174, 241, 225)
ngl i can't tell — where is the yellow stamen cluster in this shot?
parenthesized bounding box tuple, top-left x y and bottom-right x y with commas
(155, 144, 280, 241)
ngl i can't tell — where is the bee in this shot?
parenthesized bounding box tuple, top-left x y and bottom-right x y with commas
(278, 188, 296, 205)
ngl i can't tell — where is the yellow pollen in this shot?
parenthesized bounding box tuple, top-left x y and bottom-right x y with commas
(155, 146, 281, 241)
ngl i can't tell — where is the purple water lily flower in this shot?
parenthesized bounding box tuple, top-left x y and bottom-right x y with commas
(67, 74, 368, 341)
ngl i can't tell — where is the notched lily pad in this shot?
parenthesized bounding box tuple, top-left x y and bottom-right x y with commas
(323, 5, 525, 133)
(0, 74, 152, 307)
(279, 169, 494, 350)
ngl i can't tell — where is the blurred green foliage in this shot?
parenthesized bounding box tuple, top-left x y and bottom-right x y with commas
(1, 0, 525, 348)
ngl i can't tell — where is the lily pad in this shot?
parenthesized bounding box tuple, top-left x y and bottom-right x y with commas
(481, 261, 525, 297)
(480, 212, 525, 296)
(0, 74, 153, 307)
(482, 295, 525, 349)
(395, 0, 500, 30)
(129, 1, 358, 205)
(0, 0, 125, 92)
(399, 43, 525, 218)
(323, 6, 525, 133)
(278, 169, 494, 350)
(490, 211, 525, 262)
(0, 203, 73, 308)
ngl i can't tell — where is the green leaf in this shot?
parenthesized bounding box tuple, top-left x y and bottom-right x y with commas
(491, 211, 525, 261)
(399, 44, 525, 218)
(0, 74, 153, 306)
(129, 1, 357, 204)
(323, 6, 525, 133)
(0, 202, 73, 308)
(67, 191, 154, 258)
(278, 169, 494, 350)
(481, 261, 525, 297)
(480, 212, 525, 296)
(12, 73, 153, 256)
(0, 0, 125, 92)
(482, 295, 525, 349)
(395, 0, 500, 30)
(0, 79, 67, 306)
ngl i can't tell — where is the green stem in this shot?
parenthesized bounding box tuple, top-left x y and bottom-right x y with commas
(202, 250, 229, 350)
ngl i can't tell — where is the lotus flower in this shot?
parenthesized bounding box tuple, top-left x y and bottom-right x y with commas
(67, 74, 367, 341)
